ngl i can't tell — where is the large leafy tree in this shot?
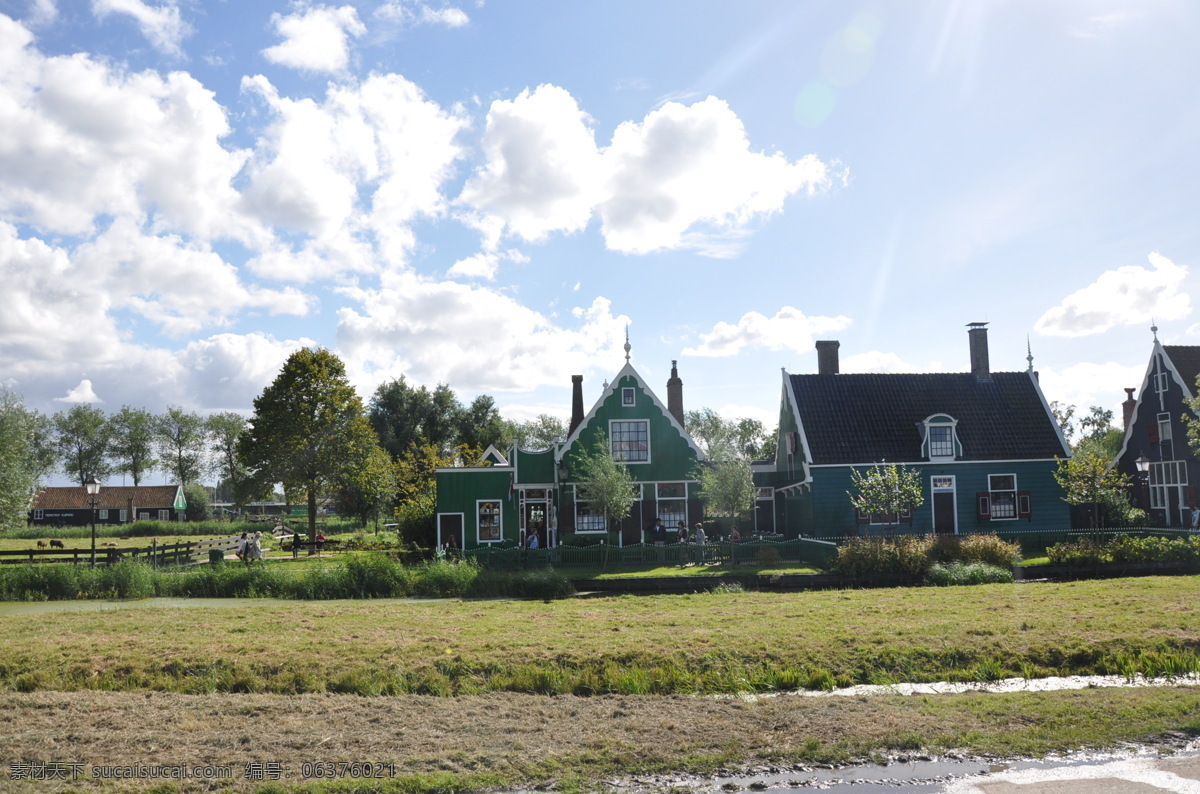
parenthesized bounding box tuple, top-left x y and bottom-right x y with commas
(369, 377, 462, 458)
(1053, 452, 1136, 526)
(155, 406, 210, 485)
(239, 348, 382, 538)
(694, 458, 754, 527)
(207, 412, 248, 503)
(54, 404, 111, 485)
(337, 445, 398, 529)
(847, 462, 925, 527)
(0, 389, 41, 529)
(505, 414, 567, 451)
(685, 408, 772, 461)
(571, 433, 635, 534)
(455, 394, 506, 453)
(108, 406, 158, 486)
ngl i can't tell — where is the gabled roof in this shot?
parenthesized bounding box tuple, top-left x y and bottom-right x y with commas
(32, 485, 184, 511)
(556, 361, 703, 462)
(788, 370, 1068, 465)
(1163, 346, 1200, 399)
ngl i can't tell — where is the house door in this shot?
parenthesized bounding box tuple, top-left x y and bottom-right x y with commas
(523, 502, 546, 548)
(437, 513, 463, 551)
(931, 476, 956, 535)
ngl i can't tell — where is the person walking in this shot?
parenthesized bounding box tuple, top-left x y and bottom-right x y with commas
(693, 522, 706, 563)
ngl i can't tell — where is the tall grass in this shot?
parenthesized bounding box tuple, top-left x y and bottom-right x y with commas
(0, 554, 575, 602)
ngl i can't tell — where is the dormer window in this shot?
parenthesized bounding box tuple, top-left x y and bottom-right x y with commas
(922, 414, 960, 461)
(622, 387, 635, 407)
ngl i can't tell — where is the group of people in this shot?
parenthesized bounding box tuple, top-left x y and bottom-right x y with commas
(650, 519, 741, 545)
(235, 531, 264, 565)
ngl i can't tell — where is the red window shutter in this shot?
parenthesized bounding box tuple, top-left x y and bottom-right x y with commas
(1148, 422, 1159, 443)
(899, 508, 913, 524)
(1187, 485, 1197, 508)
(855, 509, 870, 525)
(976, 493, 991, 520)
(1017, 491, 1032, 520)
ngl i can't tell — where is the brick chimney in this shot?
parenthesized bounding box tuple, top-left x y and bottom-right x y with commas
(568, 375, 584, 436)
(1122, 387, 1136, 430)
(968, 322, 990, 381)
(815, 340, 840, 375)
(667, 360, 684, 428)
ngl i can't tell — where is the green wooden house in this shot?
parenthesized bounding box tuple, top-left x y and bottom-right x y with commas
(752, 324, 1072, 537)
(435, 349, 705, 550)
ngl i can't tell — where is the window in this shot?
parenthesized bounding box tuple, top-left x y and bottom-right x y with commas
(1150, 461, 1188, 511)
(98, 509, 108, 520)
(610, 420, 649, 462)
(33, 509, 43, 520)
(988, 475, 1017, 519)
(477, 500, 502, 542)
(655, 482, 686, 527)
(1158, 413, 1173, 441)
(139, 512, 150, 520)
(158, 509, 170, 521)
(755, 487, 774, 500)
(1155, 372, 1170, 393)
(119, 509, 127, 523)
(931, 476, 955, 490)
(855, 507, 913, 525)
(929, 427, 954, 458)
(574, 502, 606, 532)
(621, 387, 635, 407)
(922, 414, 959, 460)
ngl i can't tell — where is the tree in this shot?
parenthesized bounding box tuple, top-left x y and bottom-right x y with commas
(155, 406, 209, 485)
(239, 348, 383, 538)
(390, 442, 475, 547)
(1187, 376, 1200, 463)
(455, 394, 506, 453)
(207, 412, 248, 503)
(369, 377, 462, 458)
(1050, 401, 1076, 445)
(1053, 452, 1135, 526)
(571, 433, 635, 535)
(108, 406, 158, 486)
(685, 408, 772, 461)
(54, 404, 111, 485)
(0, 389, 40, 529)
(847, 463, 925, 527)
(337, 445, 398, 529)
(694, 458, 754, 528)
(505, 414, 567, 451)
(182, 482, 210, 522)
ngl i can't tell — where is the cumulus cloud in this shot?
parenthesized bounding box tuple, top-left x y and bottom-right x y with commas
(458, 88, 830, 256)
(261, 4, 365, 74)
(27, 0, 58, 26)
(375, 1, 469, 28)
(91, 0, 191, 56)
(682, 307, 852, 357)
(240, 72, 467, 278)
(447, 248, 528, 280)
(1037, 361, 1146, 420)
(56, 379, 102, 403)
(0, 17, 258, 242)
(1034, 252, 1191, 337)
(336, 272, 630, 393)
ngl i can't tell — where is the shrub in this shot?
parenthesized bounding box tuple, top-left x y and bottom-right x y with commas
(926, 561, 1014, 586)
(956, 534, 1022, 567)
(1046, 538, 1110, 565)
(835, 536, 935, 577)
(340, 554, 413, 598)
(755, 546, 781, 566)
(412, 558, 480, 598)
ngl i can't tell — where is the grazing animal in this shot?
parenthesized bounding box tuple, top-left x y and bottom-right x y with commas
(37, 540, 47, 548)
(49, 539, 64, 549)
(101, 542, 118, 548)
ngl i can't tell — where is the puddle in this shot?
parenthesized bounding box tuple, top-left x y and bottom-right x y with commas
(608, 743, 1200, 792)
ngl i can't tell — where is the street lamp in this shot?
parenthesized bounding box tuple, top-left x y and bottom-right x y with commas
(1134, 454, 1151, 517)
(85, 476, 101, 568)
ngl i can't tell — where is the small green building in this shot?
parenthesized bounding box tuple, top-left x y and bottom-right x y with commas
(752, 324, 1072, 537)
(435, 350, 705, 550)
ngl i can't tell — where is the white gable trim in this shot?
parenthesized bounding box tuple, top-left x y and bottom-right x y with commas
(1026, 369, 1071, 458)
(555, 362, 704, 462)
(1114, 340, 1197, 464)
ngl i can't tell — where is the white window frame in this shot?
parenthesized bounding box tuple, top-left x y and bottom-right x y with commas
(609, 419, 650, 463)
(98, 509, 108, 520)
(158, 509, 170, 521)
(119, 509, 127, 523)
(572, 485, 607, 533)
(1149, 461, 1188, 517)
(1158, 412, 1173, 442)
(33, 509, 43, 520)
(988, 474, 1018, 520)
(1155, 372, 1170, 393)
(654, 482, 687, 528)
(621, 387, 636, 407)
(476, 499, 502, 543)
(922, 414, 959, 461)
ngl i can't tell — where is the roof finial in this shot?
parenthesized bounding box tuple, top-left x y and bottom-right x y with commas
(624, 325, 631, 363)
(1026, 336, 1034, 372)
(1151, 320, 1159, 342)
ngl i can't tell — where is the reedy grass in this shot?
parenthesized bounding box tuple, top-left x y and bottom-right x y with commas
(2, 578, 1199, 697)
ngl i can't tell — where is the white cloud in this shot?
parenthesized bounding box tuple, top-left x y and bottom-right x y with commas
(1069, 11, 1135, 39)
(261, 4, 366, 74)
(336, 272, 629, 393)
(458, 84, 602, 246)
(27, 0, 57, 26)
(240, 72, 467, 278)
(56, 379, 102, 403)
(447, 248, 528, 280)
(375, 1, 469, 28)
(458, 87, 830, 256)
(0, 17, 259, 243)
(1034, 252, 1191, 338)
(174, 333, 314, 411)
(91, 0, 190, 56)
(682, 307, 852, 358)
(1037, 361, 1146, 420)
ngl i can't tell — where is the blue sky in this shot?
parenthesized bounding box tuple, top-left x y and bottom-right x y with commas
(1, 0, 1198, 437)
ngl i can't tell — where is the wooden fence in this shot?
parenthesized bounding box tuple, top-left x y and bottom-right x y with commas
(0, 536, 242, 567)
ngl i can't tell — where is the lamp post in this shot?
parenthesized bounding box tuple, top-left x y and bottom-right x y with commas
(1134, 454, 1150, 520)
(85, 476, 102, 568)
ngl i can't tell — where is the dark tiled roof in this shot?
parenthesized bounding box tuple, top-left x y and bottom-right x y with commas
(790, 371, 1067, 464)
(1164, 346, 1200, 395)
(32, 485, 181, 511)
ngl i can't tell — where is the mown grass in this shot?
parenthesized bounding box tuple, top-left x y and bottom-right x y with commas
(2, 576, 1198, 696)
